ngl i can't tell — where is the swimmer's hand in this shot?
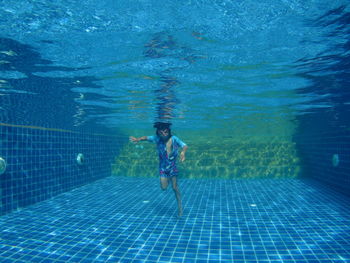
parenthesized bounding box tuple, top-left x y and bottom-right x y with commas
(180, 151, 186, 162)
(180, 145, 188, 162)
(129, 136, 139, 143)
(129, 136, 147, 143)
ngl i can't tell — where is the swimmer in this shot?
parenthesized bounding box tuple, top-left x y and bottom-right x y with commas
(129, 122, 188, 217)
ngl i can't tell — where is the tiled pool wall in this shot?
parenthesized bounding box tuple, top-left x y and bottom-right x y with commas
(292, 4, 350, 197)
(0, 124, 123, 215)
(295, 112, 350, 197)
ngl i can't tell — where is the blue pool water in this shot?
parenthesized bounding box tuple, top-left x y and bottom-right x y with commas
(0, 0, 350, 262)
(0, 0, 348, 131)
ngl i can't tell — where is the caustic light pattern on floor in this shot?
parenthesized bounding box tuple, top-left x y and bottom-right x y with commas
(0, 176, 349, 262)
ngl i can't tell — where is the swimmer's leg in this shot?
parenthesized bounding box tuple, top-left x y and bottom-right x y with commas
(170, 176, 183, 217)
(160, 176, 169, 190)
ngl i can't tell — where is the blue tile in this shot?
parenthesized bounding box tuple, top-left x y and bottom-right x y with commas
(1, 177, 350, 262)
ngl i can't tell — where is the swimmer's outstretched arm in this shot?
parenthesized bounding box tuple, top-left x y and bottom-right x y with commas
(180, 145, 188, 162)
(129, 136, 147, 143)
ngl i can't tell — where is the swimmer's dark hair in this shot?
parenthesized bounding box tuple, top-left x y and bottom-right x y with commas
(153, 122, 172, 137)
(153, 122, 172, 130)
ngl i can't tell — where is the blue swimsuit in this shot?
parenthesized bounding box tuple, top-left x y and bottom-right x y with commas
(147, 135, 187, 178)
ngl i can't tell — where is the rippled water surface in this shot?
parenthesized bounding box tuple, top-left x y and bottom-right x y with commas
(0, 0, 349, 135)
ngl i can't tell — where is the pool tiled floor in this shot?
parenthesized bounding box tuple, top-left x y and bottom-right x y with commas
(1, 176, 349, 262)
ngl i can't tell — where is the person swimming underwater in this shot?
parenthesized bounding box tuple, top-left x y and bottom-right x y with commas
(129, 122, 188, 217)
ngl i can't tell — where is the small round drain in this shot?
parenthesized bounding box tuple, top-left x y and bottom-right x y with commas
(332, 154, 339, 167)
(0, 157, 6, 175)
(76, 153, 84, 165)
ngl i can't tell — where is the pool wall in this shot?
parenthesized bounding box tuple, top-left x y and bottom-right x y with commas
(293, 5, 350, 197)
(0, 124, 122, 215)
(295, 112, 350, 197)
(0, 37, 127, 215)
(114, 135, 301, 179)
